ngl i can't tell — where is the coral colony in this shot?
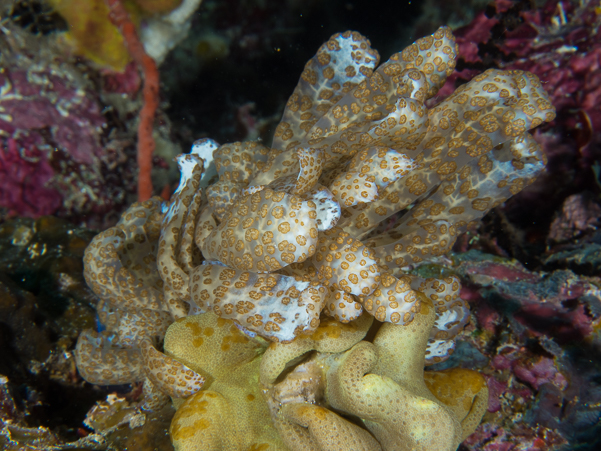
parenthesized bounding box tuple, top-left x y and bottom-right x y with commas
(74, 26, 555, 450)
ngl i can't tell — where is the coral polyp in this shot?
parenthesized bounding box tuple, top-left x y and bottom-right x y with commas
(74, 25, 555, 450)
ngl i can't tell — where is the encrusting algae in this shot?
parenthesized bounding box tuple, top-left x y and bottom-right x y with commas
(73, 25, 556, 450)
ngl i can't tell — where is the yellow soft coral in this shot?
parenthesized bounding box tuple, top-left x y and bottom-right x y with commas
(49, 0, 131, 70)
(330, 301, 487, 450)
(166, 312, 380, 451)
(48, 0, 185, 70)
(163, 301, 486, 451)
(263, 298, 488, 451)
(164, 312, 286, 451)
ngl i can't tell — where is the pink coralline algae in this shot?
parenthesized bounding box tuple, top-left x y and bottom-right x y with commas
(441, 248, 601, 451)
(0, 136, 61, 217)
(0, 61, 107, 219)
(512, 356, 568, 391)
(101, 61, 142, 95)
(444, 0, 601, 121)
(455, 252, 600, 340)
(463, 423, 568, 451)
(438, 0, 601, 200)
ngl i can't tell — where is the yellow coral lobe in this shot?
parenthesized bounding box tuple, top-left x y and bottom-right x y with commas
(418, 292, 430, 315)
(184, 322, 205, 347)
(185, 322, 203, 335)
(229, 325, 251, 342)
(219, 328, 249, 351)
(195, 418, 210, 430)
(308, 316, 356, 340)
(171, 396, 210, 441)
(310, 406, 329, 420)
(248, 444, 270, 451)
(424, 367, 486, 410)
(48, 0, 131, 71)
(221, 340, 231, 352)
(171, 423, 196, 441)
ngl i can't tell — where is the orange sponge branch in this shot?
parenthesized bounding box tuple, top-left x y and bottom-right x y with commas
(106, 0, 158, 201)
